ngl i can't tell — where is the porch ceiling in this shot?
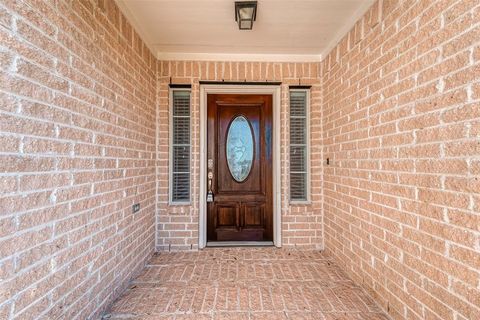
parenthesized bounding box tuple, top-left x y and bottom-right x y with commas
(115, 0, 375, 61)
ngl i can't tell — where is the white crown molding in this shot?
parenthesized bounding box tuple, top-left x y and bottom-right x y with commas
(156, 52, 322, 62)
(320, 0, 376, 60)
(115, 0, 157, 56)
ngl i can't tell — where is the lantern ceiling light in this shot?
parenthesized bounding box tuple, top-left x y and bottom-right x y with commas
(235, 1, 257, 30)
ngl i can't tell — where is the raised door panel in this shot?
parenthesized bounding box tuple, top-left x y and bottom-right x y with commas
(243, 203, 264, 228)
(215, 203, 238, 228)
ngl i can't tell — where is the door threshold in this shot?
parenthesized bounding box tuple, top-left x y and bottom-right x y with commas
(206, 241, 274, 247)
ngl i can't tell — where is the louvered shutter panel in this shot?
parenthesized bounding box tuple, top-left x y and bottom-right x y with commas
(290, 91, 308, 201)
(171, 91, 190, 202)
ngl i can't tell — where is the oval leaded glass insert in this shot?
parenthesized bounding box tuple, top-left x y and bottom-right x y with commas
(226, 115, 254, 182)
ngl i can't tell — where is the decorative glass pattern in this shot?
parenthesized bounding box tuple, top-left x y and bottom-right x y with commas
(226, 116, 254, 182)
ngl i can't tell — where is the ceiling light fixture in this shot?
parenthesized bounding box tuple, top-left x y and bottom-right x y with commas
(235, 1, 257, 30)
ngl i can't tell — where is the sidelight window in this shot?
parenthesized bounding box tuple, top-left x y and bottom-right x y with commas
(170, 89, 191, 204)
(289, 89, 310, 202)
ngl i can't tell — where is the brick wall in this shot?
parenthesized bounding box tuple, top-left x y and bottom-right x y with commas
(2, 0, 479, 319)
(322, 1, 480, 319)
(156, 61, 323, 251)
(0, 0, 156, 319)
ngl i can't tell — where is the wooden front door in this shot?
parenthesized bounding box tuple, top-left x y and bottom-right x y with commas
(207, 94, 273, 242)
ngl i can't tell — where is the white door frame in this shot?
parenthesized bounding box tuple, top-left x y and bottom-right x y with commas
(199, 84, 282, 248)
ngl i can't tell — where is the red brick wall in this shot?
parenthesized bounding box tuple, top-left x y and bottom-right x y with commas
(156, 61, 323, 250)
(322, 1, 480, 319)
(0, 0, 156, 318)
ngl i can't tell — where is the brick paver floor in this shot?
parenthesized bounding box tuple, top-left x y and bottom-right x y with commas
(104, 248, 390, 319)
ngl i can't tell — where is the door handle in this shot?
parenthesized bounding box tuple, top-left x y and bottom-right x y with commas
(207, 171, 214, 202)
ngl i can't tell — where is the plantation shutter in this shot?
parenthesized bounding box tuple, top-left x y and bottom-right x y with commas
(289, 91, 309, 201)
(171, 90, 191, 203)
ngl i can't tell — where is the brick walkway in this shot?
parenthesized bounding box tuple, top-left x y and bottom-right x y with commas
(104, 248, 389, 319)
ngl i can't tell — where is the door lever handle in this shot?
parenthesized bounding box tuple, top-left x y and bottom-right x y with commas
(207, 171, 214, 202)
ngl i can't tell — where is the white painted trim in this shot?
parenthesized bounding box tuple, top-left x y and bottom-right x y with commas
(157, 52, 322, 62)
(199, 85, 282, 249)
(206, 241, 274, 247)
(320, 0, 376, 59)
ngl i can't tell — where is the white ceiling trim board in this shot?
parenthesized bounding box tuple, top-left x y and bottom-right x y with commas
(156, 52, 322, 62)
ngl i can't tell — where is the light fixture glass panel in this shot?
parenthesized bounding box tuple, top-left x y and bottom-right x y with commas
(239, 20, 253, 29)
(239, 7, 254, 19)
